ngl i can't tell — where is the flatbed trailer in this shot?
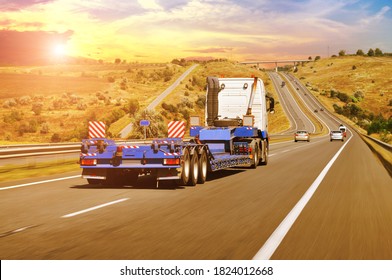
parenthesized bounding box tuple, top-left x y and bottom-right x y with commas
(80, 76, 274, 187)
(80, 127, 265, 187)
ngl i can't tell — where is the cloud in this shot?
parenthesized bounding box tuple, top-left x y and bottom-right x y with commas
(0, 0, 54, 11)
(185, 47, 234, 53)
(0, 0, 391, 63)
(361, 5, 391, 25)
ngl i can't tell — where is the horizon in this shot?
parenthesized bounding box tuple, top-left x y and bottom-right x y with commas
(1, 0, 391, 65)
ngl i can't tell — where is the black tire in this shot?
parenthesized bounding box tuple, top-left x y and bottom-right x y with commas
(197, 149, 208, 184)
(179, 148, 190, 185)
(251, 144, 258, 169)
(188, 151, 199, 186)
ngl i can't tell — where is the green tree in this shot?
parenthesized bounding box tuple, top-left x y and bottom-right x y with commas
(127, 99, 140, 116)
(375, 48, 383, 56)
(356, 49, 364, 56)
(338, 50, 346, 56)
(367, 48, 375, 56)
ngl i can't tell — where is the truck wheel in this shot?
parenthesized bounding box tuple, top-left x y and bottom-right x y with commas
(179, 148, 190, 186)
(198, 149, 208, 184)
(251, 145, 258, 169)
(188, 152, 199, 186)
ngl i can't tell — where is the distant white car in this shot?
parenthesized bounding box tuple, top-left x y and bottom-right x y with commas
(338, 125, 347, 137)
(330, 130, 344, 142)
(294, 130, 310, 142)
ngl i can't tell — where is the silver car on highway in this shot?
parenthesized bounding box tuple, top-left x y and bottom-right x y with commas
(330, 130, 344, 142)
(294, 130, 310, 142)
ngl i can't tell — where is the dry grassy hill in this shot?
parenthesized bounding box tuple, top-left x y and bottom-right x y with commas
(0, 63, 186, 143)
(293, 55, 392, 142)
(0, 61, 289, 144)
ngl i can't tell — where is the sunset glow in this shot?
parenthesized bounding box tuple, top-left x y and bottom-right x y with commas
(53, 44, 67, 57)
(0, 0, 391, 64)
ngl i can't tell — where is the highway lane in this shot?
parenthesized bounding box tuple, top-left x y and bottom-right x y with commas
(0, 137, 356, 259)
(269, 72, 315, 134)
(1, 74, 391, 260)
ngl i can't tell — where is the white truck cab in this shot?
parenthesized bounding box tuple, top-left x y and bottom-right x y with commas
(205, 76, 274, 130)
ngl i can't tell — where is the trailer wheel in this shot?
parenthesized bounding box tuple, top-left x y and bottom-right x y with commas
(251, 144, 258, 169)
(179, 148, 190, 186)
(197, 149, 208, 184)
(188, 152, 199, 186)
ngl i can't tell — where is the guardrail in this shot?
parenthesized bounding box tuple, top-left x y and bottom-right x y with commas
(0, 143, 81, 159)
(359, 134, 392, 177)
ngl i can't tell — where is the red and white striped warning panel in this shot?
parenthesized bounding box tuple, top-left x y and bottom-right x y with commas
(168, 121, 185, 138)
(80, 153, 97, 157)
(164, 152, 180, 156)
(89, 121, 105, 138)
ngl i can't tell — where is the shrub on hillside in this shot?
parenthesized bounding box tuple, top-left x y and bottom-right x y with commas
(3, 110, 23, 123)
(127, 99, 140, 116)
(366, 115, 392, 136)
(32, 103, 43, 116)
(18, 96, 32, 105)
(161, 102, 178, 113)
(40, 123, 49, 134)
(196, 95, 206, 109)
(51, 133, 61, 142)
(3, 99, 17, 108)
(52, 99, 67, 110)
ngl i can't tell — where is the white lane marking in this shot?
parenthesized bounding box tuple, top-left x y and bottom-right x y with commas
(61, 198, 129, 218)
(0, 225, 37, 238)
(0, 175, 81, 191)
(253, 135, 353, 260)
(269, 139, 325, 157)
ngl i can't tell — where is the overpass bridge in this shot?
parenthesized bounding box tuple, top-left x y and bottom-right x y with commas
(239, 59, 310, 71)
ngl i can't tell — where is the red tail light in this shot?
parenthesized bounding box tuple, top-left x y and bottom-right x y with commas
(81, 159, 97, 166)
(163, 158, 180, 165)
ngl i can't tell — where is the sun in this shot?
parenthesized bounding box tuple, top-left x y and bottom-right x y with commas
(53, 43, 67, 57)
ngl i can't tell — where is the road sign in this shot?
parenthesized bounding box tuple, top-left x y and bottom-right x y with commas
(140, 120, 150, 126)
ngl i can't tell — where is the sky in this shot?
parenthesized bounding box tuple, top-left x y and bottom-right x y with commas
(0, 0, 391, 64)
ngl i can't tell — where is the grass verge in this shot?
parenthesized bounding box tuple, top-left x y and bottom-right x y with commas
(0, 158, 80, 183)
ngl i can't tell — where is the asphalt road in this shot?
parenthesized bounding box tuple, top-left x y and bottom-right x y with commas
(1, 74, 391, 260)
